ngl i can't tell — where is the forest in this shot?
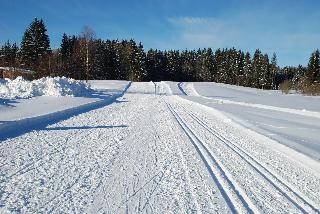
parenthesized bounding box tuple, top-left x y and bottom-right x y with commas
(1, 18, 319, 94)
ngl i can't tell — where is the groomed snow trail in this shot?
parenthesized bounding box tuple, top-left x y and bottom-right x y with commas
(1, 82, 320, 213)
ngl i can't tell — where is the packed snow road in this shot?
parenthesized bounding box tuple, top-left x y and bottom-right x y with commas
(1, 82, 320, 213)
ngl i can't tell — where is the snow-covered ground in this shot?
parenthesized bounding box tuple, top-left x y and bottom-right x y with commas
(0, 76, 92, 99)
(0, 79, 130, 140)
(180, 82, 320, 160)
(1, 80, 319, 213)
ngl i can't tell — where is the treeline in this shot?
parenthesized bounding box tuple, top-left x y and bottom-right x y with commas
(1, 18, 319, 94)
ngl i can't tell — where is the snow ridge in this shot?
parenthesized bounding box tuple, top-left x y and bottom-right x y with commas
(0, 76, 92, 99)
(155, 82, 172, 95)
(179, 83, 200, 96)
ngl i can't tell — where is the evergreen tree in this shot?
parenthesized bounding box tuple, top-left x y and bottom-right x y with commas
(270, 53, 279, 89)
(136, 43, 147, 81)
(236, 50, 245, 86)
(306, 49, 320, 83)
(259, 54, 270, 89)
(292, 65, 305, 88)
(20, 18, 50, 69)
(91, 39, 106, 79)
(243, 52, 252, 87)
(0, 41, 18, 67)
(61, 33, 72, 60)
(252, 49, 263, 88)
(205, 48, 214, 81)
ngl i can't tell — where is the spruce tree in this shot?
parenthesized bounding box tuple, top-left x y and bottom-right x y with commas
(306, 49, 320, 83)
(252, 49, 263, 88)
(270, 53, 279, 89)
(243, 52, 252, 87)
(0, 41, 18, 67)
(204, 48, 214, 82)
(61, 33, 71, 60)
(20, 18, 50, 69)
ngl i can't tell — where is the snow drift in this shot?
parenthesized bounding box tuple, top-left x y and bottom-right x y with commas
(180, 82, 200, 96)
(0, 76, 92, 99)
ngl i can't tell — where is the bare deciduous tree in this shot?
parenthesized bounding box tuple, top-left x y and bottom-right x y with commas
(80, 26, 95, 82)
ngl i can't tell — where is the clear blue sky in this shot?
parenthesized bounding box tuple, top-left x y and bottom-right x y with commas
(0, 0, 319, 67)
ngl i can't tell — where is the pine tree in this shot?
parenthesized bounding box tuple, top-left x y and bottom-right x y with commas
(229, 48, 239, 85)
(91, 39, 106, 79)
(306, 49, 320, 83)
(20, 18, 50, 69)
(259, 54, 270, 89)
(61, 33, 71, 60)
(213, 49, 221, 82)
(243, 52, 252, 87)
(292, 65, 305, 88)
(205, 48, 214, 81)
(136, 42, 147, 81)
(270, 53, 279, 89)
(0, 41, 18, 67)
(252, 49, 263, 88)
(236, 50, 245, 86)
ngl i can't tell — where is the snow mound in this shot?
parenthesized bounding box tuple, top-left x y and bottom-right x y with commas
(0, 76, 92, 99)
(156, 81, 172, 95)
(181, 83, 200, 96)
(127, 82, 155, 94)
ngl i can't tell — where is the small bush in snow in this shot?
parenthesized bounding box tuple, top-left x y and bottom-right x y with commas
(279, 80, 291, 94)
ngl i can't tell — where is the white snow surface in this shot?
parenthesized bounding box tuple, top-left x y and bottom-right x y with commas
(1, 81, 320, 213)
(180, 82, 320, 160)
(0, 80, 130, 138)
(155, 81, 172, 95)
(180, 82, 200, 96)
(0, 76, 92, 99)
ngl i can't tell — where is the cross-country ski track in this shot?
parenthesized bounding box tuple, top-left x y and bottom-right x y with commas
(1, 81, 319, 213)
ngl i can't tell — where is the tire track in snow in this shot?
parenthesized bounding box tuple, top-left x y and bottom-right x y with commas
(165, 100, 257, 214)
(174, 99, 319, 213)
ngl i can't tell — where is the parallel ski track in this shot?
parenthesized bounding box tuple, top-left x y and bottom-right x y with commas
(165, 100, 257, 214)
(175, 99, 320, 213)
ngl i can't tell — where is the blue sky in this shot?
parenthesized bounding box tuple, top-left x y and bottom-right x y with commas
(0, 0, 319, 66)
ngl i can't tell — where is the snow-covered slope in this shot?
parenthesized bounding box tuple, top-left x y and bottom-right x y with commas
(0, 81, 319, 213)
(0, 80, 130, 140)
(179, 82, 200, 96)
(193, 82, 320, 112)
(180, 82, 320, 160)
(155, 81, 172, 95)
(126, 81, 155, 94)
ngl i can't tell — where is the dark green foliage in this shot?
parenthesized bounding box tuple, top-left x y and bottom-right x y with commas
(306, 49, 320, 83)
(1, 17, 319, 94)
(20, 18, 50, 69)
(0, 40, 18, 67)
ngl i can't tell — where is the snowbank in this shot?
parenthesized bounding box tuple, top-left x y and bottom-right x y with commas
(0, 76, 92, 99)
(180, 83, 200, 96)
(155, 81, 172, 95)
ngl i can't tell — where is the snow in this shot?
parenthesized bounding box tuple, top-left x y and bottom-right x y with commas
(180, 82, 320, 160)
(126, 81, 155, 94)
(155, 81, 172, 95)
(0, 80, 130, 140)
(1, 81, 320, 213)
(0, 76, 92, 99)
(179, 82, 200, 96)
(164, 81, 186, 95)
